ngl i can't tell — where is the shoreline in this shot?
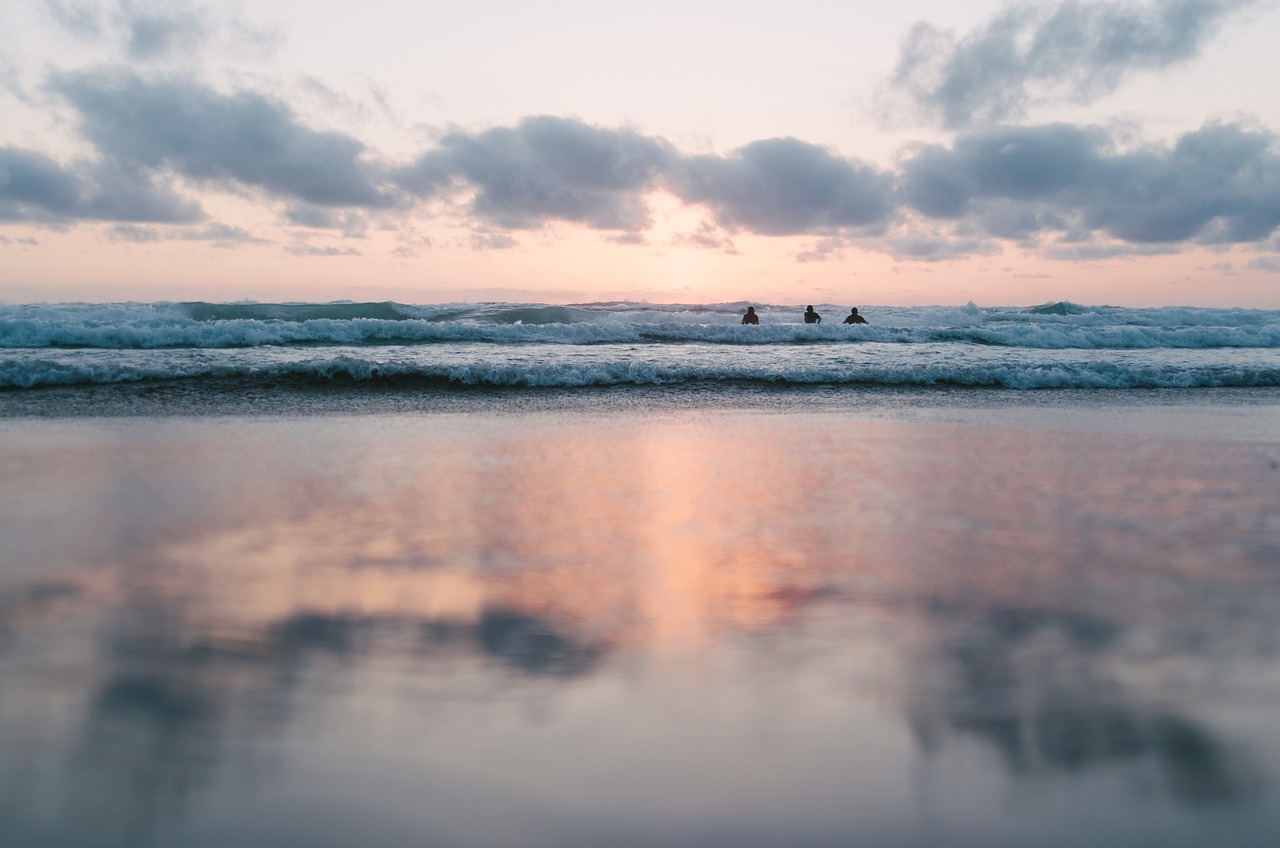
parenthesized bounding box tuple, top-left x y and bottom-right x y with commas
(4, 379, 1280, 423)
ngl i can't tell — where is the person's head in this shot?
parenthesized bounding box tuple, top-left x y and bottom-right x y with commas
(806, 305, 814, 311)
(746, 306, 755, 313)
(849, 307, 859, 314)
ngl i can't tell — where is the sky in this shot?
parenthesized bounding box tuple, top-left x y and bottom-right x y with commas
(3, 0, 1280, 307)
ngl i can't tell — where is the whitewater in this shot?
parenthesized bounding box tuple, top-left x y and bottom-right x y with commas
(2, 299, 1279, 393)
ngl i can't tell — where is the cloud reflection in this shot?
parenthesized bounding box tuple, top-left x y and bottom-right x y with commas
(1, 412, 1278, 845)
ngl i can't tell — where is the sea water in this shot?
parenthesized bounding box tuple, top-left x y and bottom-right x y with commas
(2, 300, 1280, 847)
(3, 300, 1279, 399)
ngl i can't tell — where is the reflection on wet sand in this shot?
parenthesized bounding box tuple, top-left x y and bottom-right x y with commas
(1, 410, 1279, 846)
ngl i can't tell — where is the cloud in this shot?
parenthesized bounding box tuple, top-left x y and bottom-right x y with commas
(396, 115, 673, 231)
(888, 0, 1260, 128)
(882, 232, 1004, 262)
(50, 69, 400, 209)
(80, 159, 205, 222)
(794, 237, 851, 263)
(107, 221, 263, 245)
(900, 121, 1280, 246)
(0, 148, 84, 221)
(672, 221, 738, 253)
(396, 121, 895, 239)
(286, 243, 362, 257)
(43, 0, 105, 39)
(668, 137, 897, 236)
(283, 203, 368, 237)
(42, 0, 281, 63)
(117, 0, 206, 61)
(468, 228, 517, 250)
(604, 231, 647, 246)
(0, 145, 202, 223)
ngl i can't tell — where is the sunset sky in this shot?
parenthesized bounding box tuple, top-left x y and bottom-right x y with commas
(3, 0, 1280, 306)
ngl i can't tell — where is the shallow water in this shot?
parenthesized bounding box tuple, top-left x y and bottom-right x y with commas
(2, 399, 1279, 847)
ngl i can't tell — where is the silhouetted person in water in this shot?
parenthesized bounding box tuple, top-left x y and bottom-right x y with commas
(803, 305, 822, 324)
(742, 306, 759, 325)
(843, 307, 868, 325)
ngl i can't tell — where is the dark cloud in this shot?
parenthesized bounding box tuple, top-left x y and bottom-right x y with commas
(51, 69, 400, 209)
(889, 0, 1259, 128)
(397, 115, 673, 231)
(668, 137, 896, 236)
(900, 121, 1280, 246)
(0, 145, 201, 223)
(0, 147, 84, 220)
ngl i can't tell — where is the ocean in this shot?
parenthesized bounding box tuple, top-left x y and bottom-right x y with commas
(3, 298, 1280, 847)
(3, 300, 1279, 402)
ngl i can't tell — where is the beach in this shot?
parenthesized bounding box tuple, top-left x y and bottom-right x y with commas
(2, 385, 1279, 847)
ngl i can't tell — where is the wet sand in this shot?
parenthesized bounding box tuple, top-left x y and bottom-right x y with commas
(1, 393, 1279, 847)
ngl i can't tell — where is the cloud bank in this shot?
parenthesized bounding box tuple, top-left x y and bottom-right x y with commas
(4, 0, 1279, 267)
(13, 78, 1280, 259)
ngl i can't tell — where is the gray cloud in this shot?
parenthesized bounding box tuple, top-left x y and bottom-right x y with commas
(883, 232, 1003, 262)
(117, 0, 206, 61)
(900, 121, 1280, 246)
(44, 0, 105, 38)
(397, 116, 673, 231)
(14, 61, 1280, 260)
(80, 160, 204, 222)
(42, 1, 280, 63)
(0, 146, 201, 223)
(283, 203, 368, 237)
(108, 221, 262, 244)
(468, 229, 518, 251)
(668, 137, 897, 236)
(0, 148, 83, 220)
(396, 122, 897, 238)
(889, 0, 1259, 128)
(51, 69, 400, 208)
(286, 243, 362, 257)
(672, 221, 739, 254)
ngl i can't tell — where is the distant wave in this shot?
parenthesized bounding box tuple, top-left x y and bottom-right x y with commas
(2, 300, 1279, 351)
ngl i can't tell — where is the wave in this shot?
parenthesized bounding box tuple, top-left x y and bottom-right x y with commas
(3, 300, 1280, 351)
(5, 350, 1277, 391)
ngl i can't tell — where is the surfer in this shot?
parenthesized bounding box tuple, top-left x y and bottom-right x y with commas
(742, 306, 759, 325)
(843, 307, 868, 325)
(803, 305, 822, 324)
